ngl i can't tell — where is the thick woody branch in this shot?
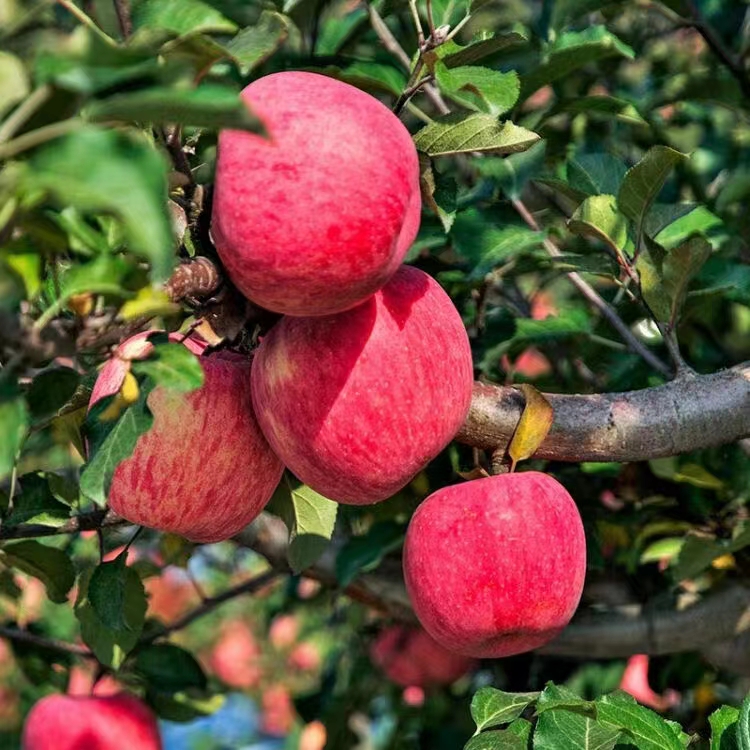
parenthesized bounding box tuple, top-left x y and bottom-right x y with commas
(239, 514, 750, 668)
(458, 362, 750, 461)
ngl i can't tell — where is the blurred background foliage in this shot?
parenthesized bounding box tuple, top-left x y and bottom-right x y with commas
(1, 0, 750, 747)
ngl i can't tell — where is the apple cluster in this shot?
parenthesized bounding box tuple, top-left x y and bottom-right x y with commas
(57, 72, 588, 743)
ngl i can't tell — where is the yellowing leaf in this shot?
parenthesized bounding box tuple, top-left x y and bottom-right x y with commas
(119, 287, 179, 321)
(99, 372, 140, 421)
(508, 384, 553, 471)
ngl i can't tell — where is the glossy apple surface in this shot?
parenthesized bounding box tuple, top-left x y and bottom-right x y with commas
(89, 333, 283, 542)
(212, 71, 421, 316)
(251, 266, 474, 504)
(370, 625, 477, 687)
(22, 693, 162, 750)
(403, 472, 586, 658)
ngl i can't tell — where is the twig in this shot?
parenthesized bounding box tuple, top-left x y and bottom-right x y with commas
(511, 198, 672, 377)
(684, 0, 750, 101)
(0, 625, 94, 658)
(366, 4, 450, 115)
(0, 118, 81, 161)
(55, 0, 117, 47)
(0, 509, 127, 541)
(112, 0, 132, 38)
(0, 86, 52, 145)
(142, 569, 281, 644)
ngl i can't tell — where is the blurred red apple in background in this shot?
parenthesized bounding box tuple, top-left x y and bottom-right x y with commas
(89, 333, 283, 542)
(22, 693, 162, 750)
(370, 625, 477, 688)
(212, 71, 421, 317)
(145, 567, 199, 622)
(287, 642, 321, 672)
(268, 614, 299, 650)
(404, 472, 586, 658)
(207, 620, 263, 690)
(251, 266, 473, 504)
(261, 684, 295, 736)
(300, 720, 327, 750)
(619, 654, 680, 712)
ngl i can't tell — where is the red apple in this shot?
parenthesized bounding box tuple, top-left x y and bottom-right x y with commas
(89, 333, 284, 542)
(370, 625, 477, 687)
(212, 71, 421, 317)
(22, 693, 162, 750)
(206, 620, 263, 690)
(251, 266, 473, 504)
(299, 720, 327, 750)
(619, 654, 680, 712)
(144, 567, 199, 622)
(287, 642, 321, 672)
(403, 472, 586, 658)
(268, 613, 299, 650)
(260, 684, 295, 736)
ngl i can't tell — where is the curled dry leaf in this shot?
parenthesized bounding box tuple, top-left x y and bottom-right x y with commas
(507, 384, 554, 471)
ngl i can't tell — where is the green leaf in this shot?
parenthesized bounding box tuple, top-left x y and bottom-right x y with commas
(269, 481, 338, 574)
(438, 32, 527, 68)
(86, 85, 263, 133)
(336, 522, 405, 588)
(419, 154, 457, 233)
(550, 0, 621, 30)
(464, 730, 527, 750)
(75, 568, 139, 668)
(224, 11, 290, 74)
(617, 146, 687, 234)
(3, 474, 70, 528)
(534, 705, 620, 749)
(80, 389, 154, 506)
(133, 0, 237, 35)
(133, 644, 207, 693)
(0, 394, 28, 481)
(0, 51, 29, 118)
(149, 690, 225, 723)
(513, 308, 591, 344)
(672, 525, 750, 581)
(470, 687, 539, 732)
(521, 27, 634, 99)
(536, 682, 597, 717)
(709, 705, 739, 750)
(88, 555, 147, 633)
(546, 96, 647, 126)
(568, 195, 632, 257)
(28, 127, 174, 283)
(131, 342, 204, 393)
(435, 63, 519, 116)
(568, 154, 629, 198)
(1, 540, 75, 603)
(639, 537, 683, 565)
(414, 113, 540, 157)
(596, 691, 684, 750)
(639, 235, 712, 325)
(25, 368, 80, 422)
(452, 209, 545, 279)
(317, 61, 408, 97)
(649, 204, 723, 251)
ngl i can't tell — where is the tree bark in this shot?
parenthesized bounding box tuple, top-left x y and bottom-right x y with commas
(458, 363, 750, 461)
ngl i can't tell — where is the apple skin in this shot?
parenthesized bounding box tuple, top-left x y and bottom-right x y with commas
(403, 472, 586, 658)
(22, 693, 162, 750)
(370, 625, 477, 688)
(212, 71, 421, 317)
(251, 265, 473, 504)
(89, 333, 284, 543)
